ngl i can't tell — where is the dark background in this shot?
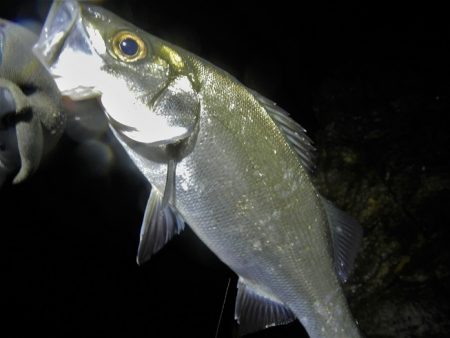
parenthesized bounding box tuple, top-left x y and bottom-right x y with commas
(1, 1, 450, 337)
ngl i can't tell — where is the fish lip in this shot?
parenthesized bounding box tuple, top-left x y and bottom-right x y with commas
(58, 85, 101, 101)
(33, 1, 102, 100)
(32, 0, 80, 69)
(108, 116, 137, 133)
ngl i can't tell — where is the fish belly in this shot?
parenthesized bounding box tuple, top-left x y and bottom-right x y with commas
(116, 60, 361, 337)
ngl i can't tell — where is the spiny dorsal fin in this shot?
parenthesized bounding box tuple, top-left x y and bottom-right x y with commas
(235, 277, 296, 335)
(251, 90, 316, 173)
(136, 187, 185, 265)
(321, 197, 363, 282)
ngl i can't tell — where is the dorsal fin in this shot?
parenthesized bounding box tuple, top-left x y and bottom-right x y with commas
(136, 187, 185, 265)
(321, 197, 363, 282)
(235, 277, 296, 335)
(251, 90, 316, 173)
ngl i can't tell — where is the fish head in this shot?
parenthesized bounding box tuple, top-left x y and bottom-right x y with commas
(34, 0, 200, 145)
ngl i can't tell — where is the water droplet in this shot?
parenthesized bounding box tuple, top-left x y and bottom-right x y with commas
(181, 180, 189, 191)
(252, 240, 262, 251)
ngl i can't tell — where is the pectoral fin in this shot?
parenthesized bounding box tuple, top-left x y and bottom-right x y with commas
(136, 186, 185, 265)
(161, 159, 176, 207)
(235, 277, 296, 335)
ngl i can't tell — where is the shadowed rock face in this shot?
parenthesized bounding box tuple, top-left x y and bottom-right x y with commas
(313, 63, 450, 338)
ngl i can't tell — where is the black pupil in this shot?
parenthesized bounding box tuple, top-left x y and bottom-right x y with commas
(120, 38, 139, 56)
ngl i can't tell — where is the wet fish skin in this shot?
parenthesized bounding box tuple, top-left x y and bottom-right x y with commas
(34, 2, 362, 337)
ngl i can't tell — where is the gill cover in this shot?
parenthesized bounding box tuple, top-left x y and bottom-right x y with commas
(33, 1, 200, 265)
(34, 0, 200, 146)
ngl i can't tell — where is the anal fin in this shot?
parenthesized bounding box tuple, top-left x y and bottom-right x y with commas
(235, 277, 296, 335)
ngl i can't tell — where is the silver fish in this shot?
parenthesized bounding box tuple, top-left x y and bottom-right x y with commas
(34, 1, 363, 337)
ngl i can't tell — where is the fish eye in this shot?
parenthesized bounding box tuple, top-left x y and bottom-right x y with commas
(111, 31, 146, 62)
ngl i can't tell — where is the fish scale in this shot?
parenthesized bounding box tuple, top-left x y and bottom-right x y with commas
(153, 60, 357, 337)
(33, 1, 363, 337)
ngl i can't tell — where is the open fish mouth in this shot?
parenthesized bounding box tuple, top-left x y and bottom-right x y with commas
(33, 0, 79, 69)
(33, 1, 102, 101)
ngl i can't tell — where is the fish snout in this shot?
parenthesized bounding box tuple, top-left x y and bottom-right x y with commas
(32, 0, 79, 68)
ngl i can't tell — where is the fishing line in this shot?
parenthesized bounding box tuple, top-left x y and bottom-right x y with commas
(214, 277, 231, 338)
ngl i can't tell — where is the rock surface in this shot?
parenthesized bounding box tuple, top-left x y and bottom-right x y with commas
(314, 64, 450, 337)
